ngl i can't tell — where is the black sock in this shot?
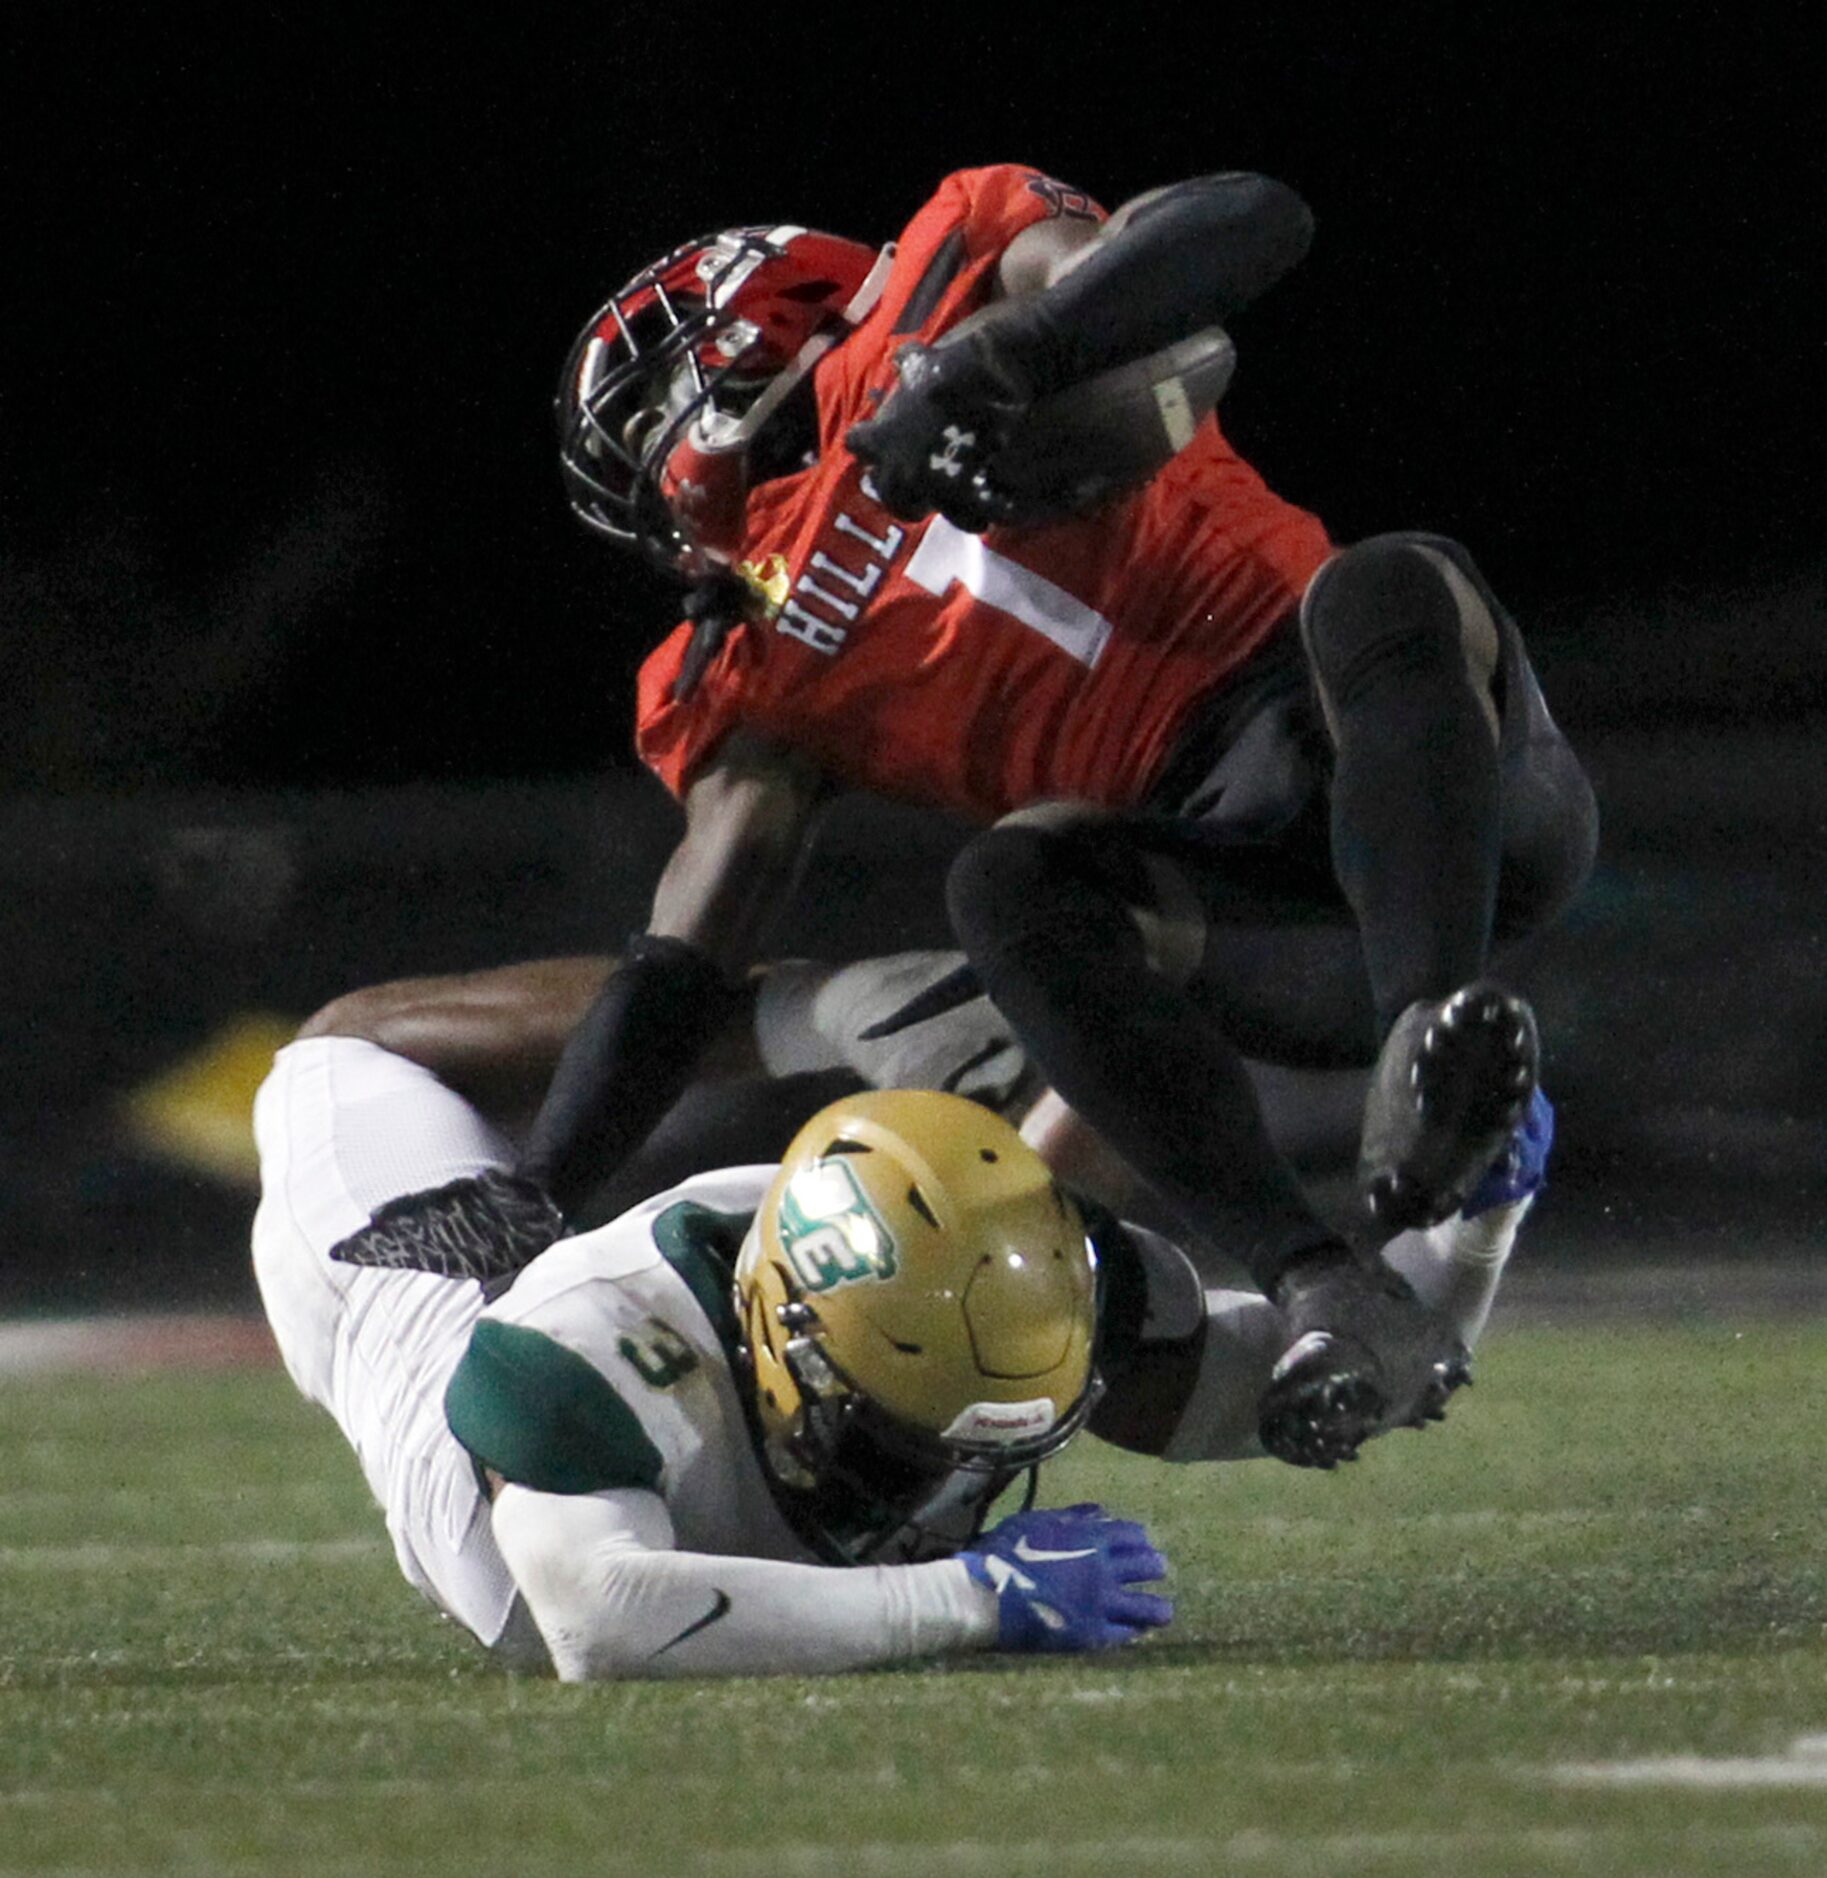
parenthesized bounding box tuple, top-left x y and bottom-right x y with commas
(1305, 540, 1503, 1033)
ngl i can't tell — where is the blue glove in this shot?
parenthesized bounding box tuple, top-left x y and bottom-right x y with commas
(1461, 1087, 1555, 1218)
(960, 1503, 1172, 1652)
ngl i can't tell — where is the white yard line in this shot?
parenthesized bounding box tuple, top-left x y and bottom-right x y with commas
(686, 1827, 1822, 1873)
(0, 1481, 354, 1514)
(1552, 1734, 1827, 1789)
(0, 1314, 275, 1376)
(0, 1537, 381, 1572)
(0, 1812, 1817, 1869)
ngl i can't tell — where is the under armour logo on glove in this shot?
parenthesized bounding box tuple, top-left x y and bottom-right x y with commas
(329, 1170, 566, 1284)
(846, 336, 1028, 532)
(928, 424, 978, 478)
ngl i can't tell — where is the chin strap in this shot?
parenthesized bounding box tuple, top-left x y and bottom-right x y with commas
(671, 570, 753, 701)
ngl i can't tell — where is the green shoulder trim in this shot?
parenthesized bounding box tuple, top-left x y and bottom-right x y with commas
(445, 1320, 662, 1495)
(650, 1202, 750, 1357)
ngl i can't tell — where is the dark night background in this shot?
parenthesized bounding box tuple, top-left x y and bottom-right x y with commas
(1, 6, 1822, 1304)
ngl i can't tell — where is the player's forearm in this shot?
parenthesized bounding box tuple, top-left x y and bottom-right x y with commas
(1018, 1090, 1138, 1213)
(986, 173, 1313, 396)
(494, 1488, 995, 1680)
(517, 936, 741, 1212)
(514, 741, 825, 1208)
(298, 959, 615, 1131)
(556, 1548, 995, 1681)
(651, 732, 827, 973)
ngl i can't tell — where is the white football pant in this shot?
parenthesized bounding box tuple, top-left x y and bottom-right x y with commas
(251, 1036, 541, 1661)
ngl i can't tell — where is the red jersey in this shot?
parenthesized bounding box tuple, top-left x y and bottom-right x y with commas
(635, 164, 1333, 823)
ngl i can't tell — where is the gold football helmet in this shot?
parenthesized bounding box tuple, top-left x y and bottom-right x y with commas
(734, 1089, 1101, 1562)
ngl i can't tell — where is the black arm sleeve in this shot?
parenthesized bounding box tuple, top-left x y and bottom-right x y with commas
(517, 935, 743, 1215)
(964, 172, 1314, 396)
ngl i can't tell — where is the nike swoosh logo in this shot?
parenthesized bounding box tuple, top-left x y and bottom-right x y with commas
(1011, 1537, 1097, 1564)
(651, 1588, 732, 1657)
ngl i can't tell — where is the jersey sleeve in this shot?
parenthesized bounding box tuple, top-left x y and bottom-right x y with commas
(871, 165, 1108, 341)
(444, 1319, 664, 1494)
(443, 1179, 766, 1494)
(634, 627, 726, 800)
(492, 1482, 998, 1680)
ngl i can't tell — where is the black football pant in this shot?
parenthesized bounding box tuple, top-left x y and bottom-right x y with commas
(946, 532, 1600, 1290)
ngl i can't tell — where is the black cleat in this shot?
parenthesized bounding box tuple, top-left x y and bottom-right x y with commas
(1358, 980, 1539, 1233)
(1258, 1343, 1382, 1468)
(1258, 1253, 1473, 1469)
(1402, 1352, 1474, 1428)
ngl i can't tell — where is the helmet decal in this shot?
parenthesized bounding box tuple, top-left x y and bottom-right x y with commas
(942, 1398, 1058, 1446)
(735, 1089, 1101, 1564)
(776, 1158, 899, 1293)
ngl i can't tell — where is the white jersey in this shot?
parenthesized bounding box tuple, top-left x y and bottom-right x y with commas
(444, 1168, 809, 1565)
(254, 1037, 994, 1680)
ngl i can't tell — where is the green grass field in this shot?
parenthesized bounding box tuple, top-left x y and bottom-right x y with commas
(4, 1319, 1825, 1877)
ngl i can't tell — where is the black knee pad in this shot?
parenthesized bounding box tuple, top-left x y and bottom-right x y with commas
(1300, 532, 1494, 720)
(947, 826, 1067, 957)
(947, 824, 1147, 965)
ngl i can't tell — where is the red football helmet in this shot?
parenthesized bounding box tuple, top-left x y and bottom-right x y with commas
(557, 226, 887, 572)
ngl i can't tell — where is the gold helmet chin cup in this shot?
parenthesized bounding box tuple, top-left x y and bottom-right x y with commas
(735, 1090, 1101, 1504)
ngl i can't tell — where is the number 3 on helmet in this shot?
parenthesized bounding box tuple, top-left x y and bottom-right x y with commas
(734, 1089, 1103, 1563)
(557, 226, 890, 573)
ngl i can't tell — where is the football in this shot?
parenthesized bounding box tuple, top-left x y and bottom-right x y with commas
(988, 325, 1236, 523)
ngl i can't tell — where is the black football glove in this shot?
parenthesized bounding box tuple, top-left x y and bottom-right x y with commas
(847, 338, 1032, 533)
